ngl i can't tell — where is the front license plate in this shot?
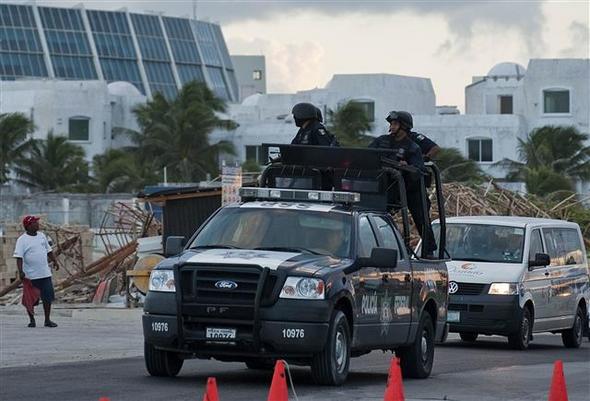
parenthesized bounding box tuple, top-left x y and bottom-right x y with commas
(447, 311, 460, 323)
(206, 328, 236, 339)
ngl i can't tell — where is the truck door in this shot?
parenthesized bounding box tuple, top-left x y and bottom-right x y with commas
(370, 215, 412, 344)
(353, 215, 386, 347)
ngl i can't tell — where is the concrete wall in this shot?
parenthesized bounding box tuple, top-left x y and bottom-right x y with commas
(0, 192, 135, 228)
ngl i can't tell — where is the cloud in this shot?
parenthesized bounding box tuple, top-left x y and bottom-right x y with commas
(560, 21, 590, 58)
(228, 37, 325, 92)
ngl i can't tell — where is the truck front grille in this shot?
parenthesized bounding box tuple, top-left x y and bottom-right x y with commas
(453, 282, 486, 295)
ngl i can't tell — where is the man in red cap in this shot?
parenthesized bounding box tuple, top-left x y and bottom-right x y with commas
(13, 216, 60, 328)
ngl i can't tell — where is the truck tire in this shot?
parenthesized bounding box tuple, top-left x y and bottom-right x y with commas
(562, 306, 584, 349)
(144, 342, 183, 377)
(398, 312, 435, 379)
(311, 310, 351, 386)
(508, 307, 532, 350)
(459, 332, 478, 342)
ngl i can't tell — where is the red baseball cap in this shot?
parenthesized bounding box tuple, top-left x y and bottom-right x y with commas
(22, 215, 40, 227)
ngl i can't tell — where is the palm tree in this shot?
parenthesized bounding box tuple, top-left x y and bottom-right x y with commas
(513, 126, 590, 195)
(327, 101, 373, 147)
(13, 132, 89, 191)
(92, 149, 159, 193)
(434, 148, 487, 183)
(132, 81, 236, 182)
(0, 112, 34, 184)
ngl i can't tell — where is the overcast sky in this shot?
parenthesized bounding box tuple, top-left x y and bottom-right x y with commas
(21, 1, 590, 110)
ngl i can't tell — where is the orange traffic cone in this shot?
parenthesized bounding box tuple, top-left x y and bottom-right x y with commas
(202, 377, 220, 401)
(267, 360, 289, 401)
(98, 398, 110, 401)
(383, 357, 405, 401)
(548, 360, 569, 401)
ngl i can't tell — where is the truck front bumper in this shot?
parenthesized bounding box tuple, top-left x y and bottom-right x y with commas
(447, 294, 520, 335)
(143, 313, 329, 357)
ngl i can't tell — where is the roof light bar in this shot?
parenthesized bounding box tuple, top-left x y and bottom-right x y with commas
(239, 187, 361, 204)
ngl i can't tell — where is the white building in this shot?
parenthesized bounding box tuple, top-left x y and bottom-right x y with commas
(0, 80, 146, 160)
(230, 55, 267, 102)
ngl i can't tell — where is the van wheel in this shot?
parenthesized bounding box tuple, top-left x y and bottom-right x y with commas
(459, 332, 478, 342)
(508, 307, 532, 350)
(311, 310, 350, 385)
(562, 306, 584, 349)
(398, 313, 434, 379)
(144, 342, 183, 377)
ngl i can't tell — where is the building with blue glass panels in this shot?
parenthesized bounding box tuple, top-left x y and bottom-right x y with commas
(0, 3, 238, 101)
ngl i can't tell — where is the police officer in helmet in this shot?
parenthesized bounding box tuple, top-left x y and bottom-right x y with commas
(291, 103, 339, 147)
(369, 110, 437, 256)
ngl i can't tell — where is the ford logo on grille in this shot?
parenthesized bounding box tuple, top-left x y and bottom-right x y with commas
(448, 281, 458, 294)
(215, 280, 238, 290)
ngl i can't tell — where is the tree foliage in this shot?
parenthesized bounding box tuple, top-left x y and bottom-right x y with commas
(434, 147, 487, 183)
(13, 132, 89, 191)
(512, 126, 590, 196)
(132, 81, 236, 182)
(92, 148, 159, 193)
(0, 112, 34, 184)
(327, 101, 373, 147)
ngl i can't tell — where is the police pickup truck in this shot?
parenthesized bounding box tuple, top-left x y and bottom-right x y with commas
(142, 145, 449, 385)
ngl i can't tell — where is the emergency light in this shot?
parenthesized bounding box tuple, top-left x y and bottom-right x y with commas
(239, 187, 361, 204)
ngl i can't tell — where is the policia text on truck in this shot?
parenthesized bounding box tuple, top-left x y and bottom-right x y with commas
(142, 145, 449, 385)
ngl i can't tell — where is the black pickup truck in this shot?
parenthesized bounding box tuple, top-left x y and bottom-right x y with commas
(142, 145, 449, 385)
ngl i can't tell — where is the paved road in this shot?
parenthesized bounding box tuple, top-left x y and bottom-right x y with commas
(1, 334, 588, 401)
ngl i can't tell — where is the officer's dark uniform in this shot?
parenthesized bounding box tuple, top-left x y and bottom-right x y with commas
(409, 131, 438, 159)
(370, 116, 437, 256)
(292, 120, 339, 146)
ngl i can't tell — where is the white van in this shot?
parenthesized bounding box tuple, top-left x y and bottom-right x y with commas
(434, 216, 589, 350)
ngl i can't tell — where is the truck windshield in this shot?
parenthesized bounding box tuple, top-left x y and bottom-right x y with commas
(189, 207, 353, 258)
(433, 223, 525, 263)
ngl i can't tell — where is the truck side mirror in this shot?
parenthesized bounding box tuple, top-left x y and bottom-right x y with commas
(165, 236, 186, 257)
(356, 248, 398, 269)
(528, 253, 550, 270)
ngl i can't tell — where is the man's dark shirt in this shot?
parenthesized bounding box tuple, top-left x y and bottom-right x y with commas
(291, 121, 339, 146)
(409, 131, 438, 157)
(368, 134, 425, 172)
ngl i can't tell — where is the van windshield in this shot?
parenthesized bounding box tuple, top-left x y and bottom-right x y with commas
(433, 223, 525, 263)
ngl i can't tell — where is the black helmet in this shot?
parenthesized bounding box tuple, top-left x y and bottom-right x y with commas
(292, 102, 318, 127)
(386, 110, 413, 130)
(315, 106, 323, 123)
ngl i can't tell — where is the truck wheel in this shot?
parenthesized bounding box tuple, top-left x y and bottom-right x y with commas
(311, 310, 351, 386)
(562, 306, 584, 349)
(398, 312, 435, 379)
(508, 307, 532, 350)
(144, 342, 184, 377)
(459, 332, 478, 342)
(245, 359, 275, 370)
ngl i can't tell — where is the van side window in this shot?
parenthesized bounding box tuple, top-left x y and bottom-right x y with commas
(528, 229, 544, 262)
(543, 229, 565, 266)
(373, 216, 402, 258)
(358, 216, 378, 258)
(558, 228, 584, 265)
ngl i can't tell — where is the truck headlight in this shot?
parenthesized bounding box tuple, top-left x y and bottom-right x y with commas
(149, 270, 176, 292)
(488, 283, 518, 295)
(280, 277, 325, 300)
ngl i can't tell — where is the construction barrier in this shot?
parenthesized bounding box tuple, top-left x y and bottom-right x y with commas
(99, 358, 570, 401)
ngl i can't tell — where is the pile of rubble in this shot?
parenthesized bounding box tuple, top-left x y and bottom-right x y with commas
(0, 202, 160, 306)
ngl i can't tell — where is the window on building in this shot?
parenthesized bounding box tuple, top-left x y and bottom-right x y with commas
(252, 70, 263, 80)
(245, 145, 267, 165)
(350, 100, 375, 122)
(499, 95, 513, 114)
(467, 138, 493, 162)
(68, 117, 90, 141)
(543, 89, 570, 113)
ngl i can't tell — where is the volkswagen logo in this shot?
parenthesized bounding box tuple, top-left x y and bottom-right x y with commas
(215, 280, 238, 290)
(448, 281, 459, 294)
